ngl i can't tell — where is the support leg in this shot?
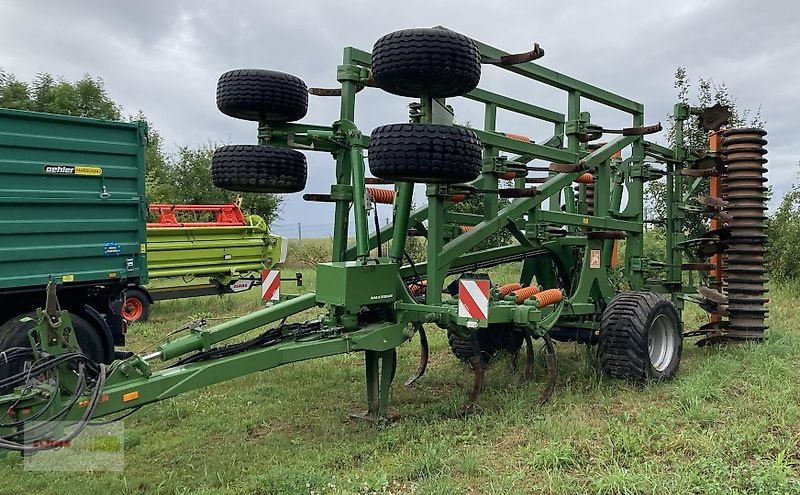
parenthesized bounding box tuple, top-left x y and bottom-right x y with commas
(364, 350, 380, 417)
(353, 349, 397, 421)
(377, 349, 396, 418)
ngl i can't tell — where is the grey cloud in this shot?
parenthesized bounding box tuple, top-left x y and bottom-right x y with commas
(1, 0, 795, 227)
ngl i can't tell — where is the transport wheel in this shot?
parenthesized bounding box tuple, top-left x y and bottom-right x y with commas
(212, 144, 307, 193)
(216, 69, 308, 122)
(597, 292, 683, 382)
(122, 288, 150, 323)
(371, 28, 481, 98)
(368, 123, 481, 183)
(0, 312, 105, 393)
(448, 324, 524, 366)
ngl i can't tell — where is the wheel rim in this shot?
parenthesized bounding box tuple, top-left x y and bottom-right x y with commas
(122, 297, 143, 322)
(648, 313, 675, 372)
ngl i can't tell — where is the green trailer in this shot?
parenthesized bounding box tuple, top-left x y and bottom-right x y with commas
(0, 108, 148, 362)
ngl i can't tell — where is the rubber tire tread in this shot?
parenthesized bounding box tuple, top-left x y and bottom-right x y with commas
(212, 145, 307, 193)
(216, 69, 308, 122)
(448, 324, 524, 366)
(372, 28, 481, 98)
(368, 123, 481, 183)
(597, 292, 682, 382)
(123, 288, 151, 323)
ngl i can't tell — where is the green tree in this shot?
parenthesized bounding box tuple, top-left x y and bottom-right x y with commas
(645, 67, 765, 238)
(766, 163, 800, 283)
(0, 72, 121, 120)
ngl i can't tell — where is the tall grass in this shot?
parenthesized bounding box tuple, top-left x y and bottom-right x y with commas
(2, 248, 799, 494)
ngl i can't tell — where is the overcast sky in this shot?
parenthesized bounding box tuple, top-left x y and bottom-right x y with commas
(1, 0, 796, 234)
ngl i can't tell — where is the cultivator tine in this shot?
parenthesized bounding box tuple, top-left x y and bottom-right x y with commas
(599, 123, 663, 136)
(460, 333, 485, 415)
(481, 43, 545, 66)
(699, 103, 731, 131)
(460, 355, 485, 415)
(404, 326, 429, 386)
(539, 334, 557, 405)
(523, 332, 535, 381)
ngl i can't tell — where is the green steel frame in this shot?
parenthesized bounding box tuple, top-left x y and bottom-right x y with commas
(0, 31, 707, 450)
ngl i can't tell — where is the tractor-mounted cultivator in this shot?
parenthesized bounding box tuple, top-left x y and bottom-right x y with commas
(0, 27, 768, 454)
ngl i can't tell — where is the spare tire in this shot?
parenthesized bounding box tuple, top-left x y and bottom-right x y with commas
(372, 28, 481, 98)
(212, 145, 307, 193)
(216, 69, 308, 122)
(368, 123, 482, 183)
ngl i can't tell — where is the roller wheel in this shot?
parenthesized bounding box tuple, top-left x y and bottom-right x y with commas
(448, 324, 524, 366)
(368, 123, 481, 183)
(122, 288, 151, 323)
(372, 28, 481, 98)
(216, 69, 308, 122)
(597, 292, 682, 382)
(0, 312, 105, 393)
(212, 145, 307, 193)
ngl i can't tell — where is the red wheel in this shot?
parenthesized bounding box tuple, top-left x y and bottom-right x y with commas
(122, 289, 150, 323)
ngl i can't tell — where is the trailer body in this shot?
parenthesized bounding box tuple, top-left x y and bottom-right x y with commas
(0, 108, 148, 349)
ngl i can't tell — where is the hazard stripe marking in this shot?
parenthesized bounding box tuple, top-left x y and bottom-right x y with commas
(262, 270, 280, 301)
(458, 279, 489, 320)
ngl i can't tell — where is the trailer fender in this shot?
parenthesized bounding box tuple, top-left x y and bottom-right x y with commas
(127, 284, 154, 304)
(76, 304, 116, 363)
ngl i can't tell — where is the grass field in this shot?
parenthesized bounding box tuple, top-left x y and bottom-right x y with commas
(3, 262, 800, 494)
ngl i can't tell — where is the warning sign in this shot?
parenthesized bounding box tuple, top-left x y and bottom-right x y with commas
(590, 249, 601, 269)
(261, 270, 280, 301)
(458, 279, 490, 320)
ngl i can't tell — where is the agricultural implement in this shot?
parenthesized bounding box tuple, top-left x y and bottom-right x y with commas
(121, 199, 295, 323)
(0, 27, 768, 453)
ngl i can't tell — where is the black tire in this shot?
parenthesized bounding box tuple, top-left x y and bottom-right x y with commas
(212, 145, 307, 193)
(448, 324, 524, 366)
(216, 69, 308, 122)
(368, 123, 481, 183)
(372, 28, 481, 98)
(597, 292, 683, 382)
(0, 312, 105, 393)
(122, 288, 151, 323)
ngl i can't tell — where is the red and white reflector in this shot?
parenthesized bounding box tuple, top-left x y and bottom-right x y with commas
(261, 270, 280, 301)
(458, 279, 490, 320)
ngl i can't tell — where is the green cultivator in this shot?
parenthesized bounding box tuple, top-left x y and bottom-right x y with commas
(0, 27, 768, 453)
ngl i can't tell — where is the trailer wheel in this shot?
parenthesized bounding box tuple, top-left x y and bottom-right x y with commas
(597, 292, 683, 382)
(212, 144, 307, 193)
(216, 69, 308, 122)
(372, 28, 481, 98)
(0, 312, 105, 393)
(122, 288, 151, 323)
(368, 123, 481, 183)
(448, 324, 524, 366)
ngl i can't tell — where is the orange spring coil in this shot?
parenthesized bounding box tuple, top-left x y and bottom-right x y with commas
(407, 279, 427, 296)
(366, 187, 395, 204)
(460, 225, 473, 233)
(499, 172, 517, 180)
(574, 173, 594, 184)
(498, 283, 522, 297)
(505, 132, 531, 142)
(533, 288, 563, 307)
(512, 285, 541, 303)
